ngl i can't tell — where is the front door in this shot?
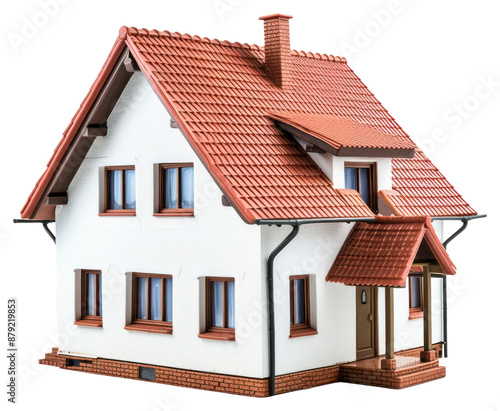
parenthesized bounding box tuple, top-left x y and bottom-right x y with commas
(356, 286, 377, 360)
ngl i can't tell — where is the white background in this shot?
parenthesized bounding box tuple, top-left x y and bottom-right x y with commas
(0, 1, 498, 410)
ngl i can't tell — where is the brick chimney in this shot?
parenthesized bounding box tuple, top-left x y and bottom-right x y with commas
(259, 13, 293, 89)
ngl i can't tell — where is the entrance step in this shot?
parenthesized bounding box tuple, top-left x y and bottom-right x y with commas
(340, 356, 445, 389)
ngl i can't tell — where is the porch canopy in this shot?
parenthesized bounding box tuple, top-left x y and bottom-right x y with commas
(325, 215, 456, 287)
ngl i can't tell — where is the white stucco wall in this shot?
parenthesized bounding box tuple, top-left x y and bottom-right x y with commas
(261, 223, 356, 375)
(55, 72, 265, 378)
(263, 221, 445, 376)
(295, 137, 393, 192)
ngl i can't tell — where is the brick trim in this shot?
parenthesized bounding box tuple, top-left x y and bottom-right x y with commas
(40, 348, 269, 397)
(39, 343, 443, 397)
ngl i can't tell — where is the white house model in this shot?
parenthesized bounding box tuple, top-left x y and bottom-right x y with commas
(20, 14, 481, 396)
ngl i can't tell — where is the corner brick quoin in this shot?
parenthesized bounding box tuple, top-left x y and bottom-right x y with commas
(39, 344, 444, 397)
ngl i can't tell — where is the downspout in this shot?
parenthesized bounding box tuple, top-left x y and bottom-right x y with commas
(441, 218, 468, 358)
(265, 224, 300, 396)
(255, 217, 375, 396)
(13, 219, 56, 244)
(432, 214, 486, 358)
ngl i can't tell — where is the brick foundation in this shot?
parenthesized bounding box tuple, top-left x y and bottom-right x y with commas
(39, 343, 443, 396)
(40, 348, 269, 397)
(275, 364, 340, 395)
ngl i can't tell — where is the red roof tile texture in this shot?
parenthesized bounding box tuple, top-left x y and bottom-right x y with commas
(20, 21, 476, 221)
(268, 111, 416, 152)
(325, 216, 456, 287)
(385, 150, 476, 216)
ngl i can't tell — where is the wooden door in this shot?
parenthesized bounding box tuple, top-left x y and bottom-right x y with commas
(356, 286, 377, 360)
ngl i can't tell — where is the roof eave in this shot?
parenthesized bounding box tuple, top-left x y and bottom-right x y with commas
(21, 35, 128, 220)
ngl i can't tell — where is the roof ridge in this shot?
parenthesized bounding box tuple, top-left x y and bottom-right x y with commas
(119, 26, 263, 51)
(118, 26, 347, 62)
(291, 49, 346, 63)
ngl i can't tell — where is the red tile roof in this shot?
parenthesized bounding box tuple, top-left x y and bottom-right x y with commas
(325, 216, 456, 287)
(20, 23, 476, 221)
(268, 111, 416, 156)
(383, 150, 476, 216)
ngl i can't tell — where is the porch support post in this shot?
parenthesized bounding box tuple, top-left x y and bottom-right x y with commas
(421, 264, 436, 362)
(381, 286, 396, 370)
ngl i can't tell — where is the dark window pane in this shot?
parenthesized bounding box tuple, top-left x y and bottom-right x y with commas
(86, 274, 96, 316)
(124, 169, 136, 209)
(226, 281, 235, 329)
(165, 278, 173, 322)
(164, 168, 178, 209)
(344, 168, 358, 191)
(211, 281, 224, 327)
(150, 278, 162, 321)
(359, 168, 370, 205)
(294, 279, 306, 324)
(411, 277, 421, 308)
(98, 274, 102, 316)
(180, 167, 194, 209)
(107, 170, 122, 209)
(137, 277, 148, 319)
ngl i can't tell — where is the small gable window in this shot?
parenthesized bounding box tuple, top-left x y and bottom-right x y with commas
(156, 163, 194, 216)
(344, 162, 377, 213)
(102, 166, 136, 215)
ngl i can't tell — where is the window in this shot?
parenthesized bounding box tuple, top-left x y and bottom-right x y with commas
(125, 273, 173, 334)
(409, 275, 423, 319)
(199, 277, 235, 341)
(101, 166, 136, 215)
(289, 275, 317, 338)
(155, 163, 194, 216)
(75, 270, 102, 327)
(344, 162, 378, 213)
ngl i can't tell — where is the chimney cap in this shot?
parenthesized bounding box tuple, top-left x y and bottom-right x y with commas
(258, 13, 293, 21)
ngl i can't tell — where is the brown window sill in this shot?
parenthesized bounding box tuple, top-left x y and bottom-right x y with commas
(74, 319, 103, 328)
(124, 323, 173, 334)
(153, 209, 194, 217)
(99, 211, 136, 216)
(198, 331, 235, 341)
(409, 311, 424, 320)
(289, 327, 318, 338)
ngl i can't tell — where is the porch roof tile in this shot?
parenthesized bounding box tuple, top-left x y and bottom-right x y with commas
(326, 215, 456, 287)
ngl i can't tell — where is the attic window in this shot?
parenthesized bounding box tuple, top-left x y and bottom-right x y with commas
(344, 162, 378, 213)
(100, 166, 136, 216)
